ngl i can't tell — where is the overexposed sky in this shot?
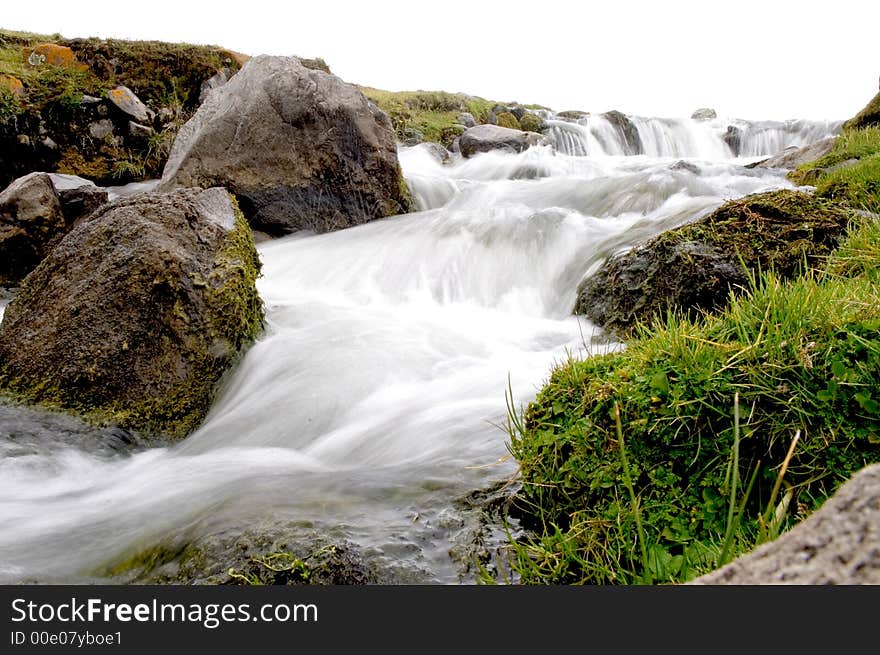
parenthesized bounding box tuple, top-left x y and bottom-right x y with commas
(3, 1, 878, 121)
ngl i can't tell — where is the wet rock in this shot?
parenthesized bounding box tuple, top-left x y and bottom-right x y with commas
(104, 524, 380, 585)
(692, 463, 880, 584)
(670, 160, 701, 174)
(159, 55, 411, 236)
(0, 172, 66, 286)
(723, 125, 743, 156)
(691, 107, 717, 121)
(0, 187, 263, 439)
(106, 85, 153, 124)
(459, 124, 551, 158)
(574, 190, 855, 334)
(601, 110, 642, 155)
(753, 137, 837, 171)
(422, 142, 451, 164)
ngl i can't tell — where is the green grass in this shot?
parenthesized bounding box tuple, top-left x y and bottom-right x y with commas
(500, 210, 880, 584)
(360, 87, 544, 146)
(789, 126, 880, 186)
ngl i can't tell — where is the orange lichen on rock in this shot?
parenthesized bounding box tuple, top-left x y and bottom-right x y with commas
(0, 74, 24, 97)
(28, 43, 86, 70)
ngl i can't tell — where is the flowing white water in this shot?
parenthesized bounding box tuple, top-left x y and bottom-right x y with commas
(0, 113, 835, 583)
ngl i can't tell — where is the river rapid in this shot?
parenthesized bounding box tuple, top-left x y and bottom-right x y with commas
(0, 112, 840, 583)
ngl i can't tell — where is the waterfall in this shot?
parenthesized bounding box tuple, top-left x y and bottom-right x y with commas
(545, 112, 842, 159)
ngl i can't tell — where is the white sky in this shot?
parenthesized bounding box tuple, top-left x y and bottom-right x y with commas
(3, 1, 878, 121)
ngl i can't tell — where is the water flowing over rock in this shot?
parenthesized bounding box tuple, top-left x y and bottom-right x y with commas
(0, 187, 263, 439)
(691, 463, 880, 584)
(458, 124, 550, 157)
(159, 55, 411, 236)
(601, 110, 642, 155)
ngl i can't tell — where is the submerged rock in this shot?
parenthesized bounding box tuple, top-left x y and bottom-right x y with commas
(692, 463, 880, 584)
(159, 55, 411, 236)
(103, 524, 379, 585)
(459, 124, 550, 157)
(0, 187, 263, 439)
(574, 190, 856, 335)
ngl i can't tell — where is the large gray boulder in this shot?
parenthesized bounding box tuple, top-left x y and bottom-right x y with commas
(458, 124, 550, 158)
(692, 463, 880, 584)
(159, 55, 412, 235)
(754, 137, 838, 171)
(0, 187, 263, 439)
(0, 173, 66, 286)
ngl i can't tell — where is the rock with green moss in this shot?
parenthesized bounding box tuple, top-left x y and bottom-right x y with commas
(0, 187, 263, 439)
(104, 524, 377, 585)
(159, 55, 411, 236)
(518, 112, 545, 133)
(575, 190, 856, 335)
(0, 30, 251, 187)
(495, 111, 521, 130)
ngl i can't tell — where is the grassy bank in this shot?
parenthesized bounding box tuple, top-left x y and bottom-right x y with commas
(500, 123, 880, 585)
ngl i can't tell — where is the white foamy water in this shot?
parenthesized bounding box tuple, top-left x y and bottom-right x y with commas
(0, 113, 833, 583)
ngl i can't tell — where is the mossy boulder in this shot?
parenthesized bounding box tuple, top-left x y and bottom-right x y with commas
(159, 55, 412, 235)
(519, 112, 544, 133)
(843, 90, 880, 131)
(495, 111, 521, 130)
(0, 187, 263, 439)
(574, 190, 856, 335)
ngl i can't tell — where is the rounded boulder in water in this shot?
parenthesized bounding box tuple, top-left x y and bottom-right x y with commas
(0, 187, 264, 440)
